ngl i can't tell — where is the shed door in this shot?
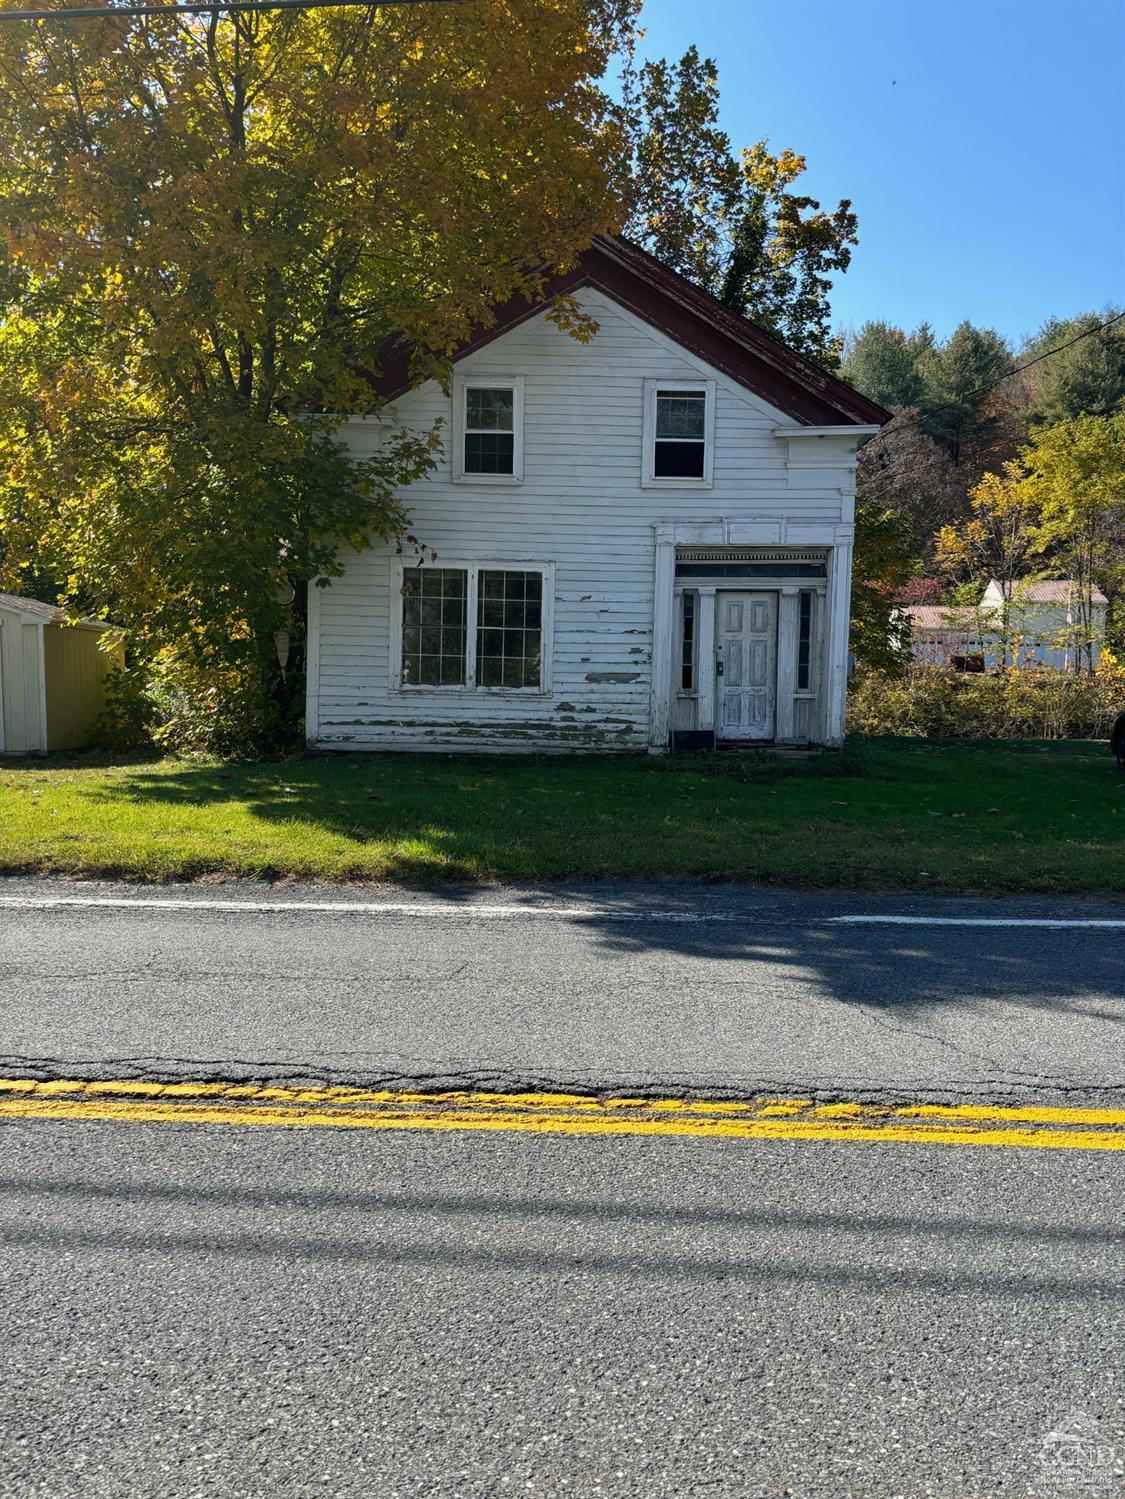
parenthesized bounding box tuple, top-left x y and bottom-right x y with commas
(717, 592, 777, 741)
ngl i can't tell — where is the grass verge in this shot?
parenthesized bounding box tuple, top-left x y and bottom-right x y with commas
(0, 738, 1121, 892)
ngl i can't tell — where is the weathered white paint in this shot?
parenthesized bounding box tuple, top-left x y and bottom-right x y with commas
(717, 592, 777, 740)
(311, 289, 868, 754)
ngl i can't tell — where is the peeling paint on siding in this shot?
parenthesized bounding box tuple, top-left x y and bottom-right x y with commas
(585, 671, 641, 684)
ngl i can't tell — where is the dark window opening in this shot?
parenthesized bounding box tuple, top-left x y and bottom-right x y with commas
(681, 592, 696, 690)
(797, 591, 813, 691)
(401, 568, 467, 686)
(674, 562, 826, 579)
(654, 390, 706, 478)
(464, 386, 515, 476)
(464, 432, 514, 474)
(476, 570, 542, 689)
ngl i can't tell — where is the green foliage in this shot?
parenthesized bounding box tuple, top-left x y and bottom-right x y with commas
(0, 0, 635, 750)
(917, 321, 1011, 456)
(841, 322, 927, 410)
(1022, 413, 1125, 670)
(849, 498, 919, 671)
(847, 661, 1125, 740)
(1024, 311, 1125, 424)
(90, 665, 157, 754)
(622, 45, 856, 367)
(717, 144, 857, 367)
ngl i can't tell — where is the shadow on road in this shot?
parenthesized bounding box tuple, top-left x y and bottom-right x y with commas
(0, 1174, 1118, 1299)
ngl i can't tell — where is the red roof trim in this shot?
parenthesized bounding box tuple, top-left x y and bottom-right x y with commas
(372, 236, 891, 428)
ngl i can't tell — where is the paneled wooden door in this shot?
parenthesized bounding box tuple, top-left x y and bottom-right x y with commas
(716, 592, 777, 741)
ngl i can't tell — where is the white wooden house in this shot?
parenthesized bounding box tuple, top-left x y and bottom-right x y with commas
(307, 238, 889, 754)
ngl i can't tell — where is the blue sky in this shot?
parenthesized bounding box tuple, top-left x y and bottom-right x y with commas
(633, 0, 1125, 348)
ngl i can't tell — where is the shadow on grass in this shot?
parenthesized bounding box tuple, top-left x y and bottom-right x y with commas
(65, 746, 885, 883)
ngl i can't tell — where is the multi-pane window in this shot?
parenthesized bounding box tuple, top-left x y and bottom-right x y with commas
(476, 570, 542, 688)
(399, 564, 546, 691)
(400, 568, 467, 686)
(797, 591, 813, 691)
(680, 592, 696, 691)
(464, 386, 515, 475)
(654, 390, 706, 478)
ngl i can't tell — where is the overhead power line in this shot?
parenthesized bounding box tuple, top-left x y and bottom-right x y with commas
(0, 0, 453, 20)
(864, 308, 1125, 452)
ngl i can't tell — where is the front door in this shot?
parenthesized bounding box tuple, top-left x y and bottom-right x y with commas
(717, 592, 777, 741)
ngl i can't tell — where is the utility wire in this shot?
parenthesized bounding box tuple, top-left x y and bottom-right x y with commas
(0, 0, 454, 20)
(863, 307, 1125, 452)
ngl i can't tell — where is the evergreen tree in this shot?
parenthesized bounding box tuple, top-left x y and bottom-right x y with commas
(841, 322, 924, 409)
(1024, 311, 1125, 424)
(919, 322, 1011, 457)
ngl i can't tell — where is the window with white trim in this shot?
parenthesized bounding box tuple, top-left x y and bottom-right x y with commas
(453, 375, 524, 482)
(398, 562, 548, 691)
(642, 378, 715, 486)
(797, 590, 814, 691)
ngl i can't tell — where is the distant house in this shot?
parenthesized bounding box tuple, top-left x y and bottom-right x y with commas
(903, 579, 1109, 672)
(0, 593, 124, 755)
(979, 579, 1107, 670)
(903, 604, 987, 670)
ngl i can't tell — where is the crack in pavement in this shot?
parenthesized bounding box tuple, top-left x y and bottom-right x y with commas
(0, 1053, 1121, 1109)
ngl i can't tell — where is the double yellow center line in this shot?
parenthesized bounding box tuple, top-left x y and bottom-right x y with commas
(0, 1078, 1122, 1150)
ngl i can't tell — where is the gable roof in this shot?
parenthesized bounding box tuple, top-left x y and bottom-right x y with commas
(0, 591, 123, 630)
(373, 236, 892, 428)
(0, 590, 60, 623)
(985, 578, 1109, 606)
(904, 605, 980, 633)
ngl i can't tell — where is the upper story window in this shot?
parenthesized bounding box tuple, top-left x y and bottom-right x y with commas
(642, 378, 715, 487)
(453, 374, 524, 484)
(656, 392, 706, 477)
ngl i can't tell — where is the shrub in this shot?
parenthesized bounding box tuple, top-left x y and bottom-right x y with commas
(90, 664, 157, 752)
(847, 660, 1125, 740)
(146, 649, 298, 757)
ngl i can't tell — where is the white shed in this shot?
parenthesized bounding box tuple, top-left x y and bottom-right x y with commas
(0, 592, 124, 755)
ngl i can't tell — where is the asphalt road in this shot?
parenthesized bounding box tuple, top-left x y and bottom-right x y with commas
(1, 1115, 1122, 1499)
(1, 879, 1122, 1498)
(0, 878, 1122, 1104)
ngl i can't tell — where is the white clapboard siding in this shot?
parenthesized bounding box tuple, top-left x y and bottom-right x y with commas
(312, 290, 855, 753)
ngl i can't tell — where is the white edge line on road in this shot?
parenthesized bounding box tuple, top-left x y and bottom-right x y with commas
(0, 896, 1122, 929)
(830, 916, 1125, 929)
(0, 895, 736, 922)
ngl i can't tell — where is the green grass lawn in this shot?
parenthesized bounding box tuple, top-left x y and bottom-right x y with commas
(0, 738, 1121, 892)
